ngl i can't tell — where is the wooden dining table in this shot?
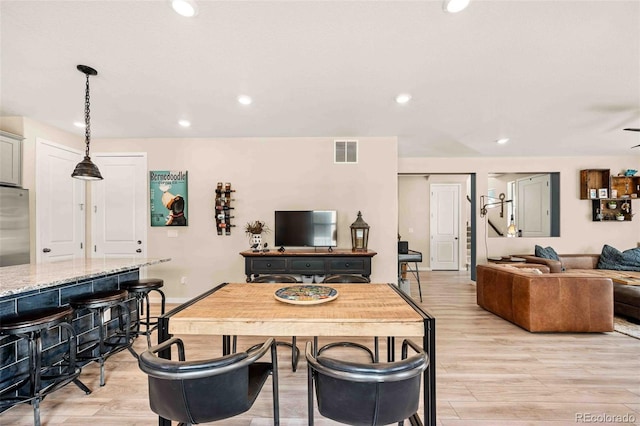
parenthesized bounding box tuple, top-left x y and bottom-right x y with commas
(156, 282, 436, 426)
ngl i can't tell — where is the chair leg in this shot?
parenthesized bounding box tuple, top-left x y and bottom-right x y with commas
(73, 379, 91, 394)
(291, 336, 298, 372)
(32, 396, 40, 426)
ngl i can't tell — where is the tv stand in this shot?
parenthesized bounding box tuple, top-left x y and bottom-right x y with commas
(240, 248, 377, 282)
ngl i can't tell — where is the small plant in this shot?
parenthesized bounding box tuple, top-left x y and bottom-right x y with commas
(245, 220, 270, 235)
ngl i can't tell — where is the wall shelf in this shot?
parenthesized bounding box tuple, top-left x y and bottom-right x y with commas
(581, 169, 636, 222)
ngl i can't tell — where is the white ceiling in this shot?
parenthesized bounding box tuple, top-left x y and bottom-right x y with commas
(1, 0, 639, 158)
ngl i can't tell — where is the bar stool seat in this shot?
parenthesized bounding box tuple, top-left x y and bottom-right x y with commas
(120, 278, 166, 348)
(0, 306, 82, 426)
(70, 289, 133, 387)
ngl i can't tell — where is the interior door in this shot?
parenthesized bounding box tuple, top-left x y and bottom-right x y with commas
(516, 174, 551, 237)
(92, 153, 147, 259)
(36, 138, 85, 262)
(430, 184, 460, 270)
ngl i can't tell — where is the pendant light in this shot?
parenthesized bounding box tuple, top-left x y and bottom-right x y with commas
(71, 65, 103, 180)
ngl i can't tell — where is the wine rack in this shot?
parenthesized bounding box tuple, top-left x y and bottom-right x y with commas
(215, 182, 235, 235)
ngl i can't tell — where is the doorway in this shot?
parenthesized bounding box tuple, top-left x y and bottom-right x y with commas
(35, 138, 85, 263)
(398, 173, 476, 279)
(430, 183, 460, 270)
(92, 153, 148, 259)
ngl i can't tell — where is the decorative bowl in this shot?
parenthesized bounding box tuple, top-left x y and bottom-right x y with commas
(615, 215, 625, 221)
(625, 169, 638, 177)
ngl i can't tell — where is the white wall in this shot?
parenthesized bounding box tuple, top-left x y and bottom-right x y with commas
(94, 136, 398, 300)
(399, 156, 640, 266)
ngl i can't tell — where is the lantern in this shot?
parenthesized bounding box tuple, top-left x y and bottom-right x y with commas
(350, 211, 369, 252)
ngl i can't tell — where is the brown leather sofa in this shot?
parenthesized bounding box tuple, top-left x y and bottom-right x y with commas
(516, 254, 640, 322)
(516, 254, 600, 273)
(476, 263, 614, 332)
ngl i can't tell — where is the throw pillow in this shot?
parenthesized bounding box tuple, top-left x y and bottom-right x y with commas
(596, 245, 640, 271)
(534, 245, 560, 261)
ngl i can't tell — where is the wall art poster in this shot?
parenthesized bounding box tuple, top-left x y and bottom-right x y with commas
(150, 170, 188, 226)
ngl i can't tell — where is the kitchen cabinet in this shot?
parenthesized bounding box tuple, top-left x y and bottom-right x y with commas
(0, 130, 24, 186)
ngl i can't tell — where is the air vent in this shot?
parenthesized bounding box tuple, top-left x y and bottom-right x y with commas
(334, 140, 358, 164)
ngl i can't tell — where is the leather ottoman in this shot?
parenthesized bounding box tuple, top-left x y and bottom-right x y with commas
(614, 283, 640, 322)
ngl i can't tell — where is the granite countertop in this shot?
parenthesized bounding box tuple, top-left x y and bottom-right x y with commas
(0, 257, 171, 298)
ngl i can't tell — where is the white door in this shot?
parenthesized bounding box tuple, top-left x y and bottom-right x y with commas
(92, 153, 148, 259)
(36, 139, 85, 263)
(516, 174, 551, 237)
(430, 184, 460, 270)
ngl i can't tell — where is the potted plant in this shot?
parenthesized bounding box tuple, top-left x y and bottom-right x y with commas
(245, 220, 270, 249)
(615, 212, 625, 221)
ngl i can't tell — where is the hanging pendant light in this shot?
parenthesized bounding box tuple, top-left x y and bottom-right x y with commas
(71, 65, 103, 180)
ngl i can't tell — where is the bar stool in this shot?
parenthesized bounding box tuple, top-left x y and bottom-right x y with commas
(120, 278, 166, 347)
(70, 289, 133, 387)
(0, 306, 82, 426)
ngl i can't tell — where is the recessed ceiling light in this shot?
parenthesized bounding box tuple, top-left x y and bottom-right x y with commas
(443, 0, 470, 13)
(395, 94, 412, 104)
(178, 120, 191, 127)
(496, 138, 510, 145)
(171, 0, 199, 17)
(238, 95, 252, 105)
(73, 121, 85, 128)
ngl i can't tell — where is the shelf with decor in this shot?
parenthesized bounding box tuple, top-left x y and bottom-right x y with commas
(580, 168, 636, 222)
(611, 175, 640, 198)
(579, 169, 610, 200)
(591, 199, 632, 222)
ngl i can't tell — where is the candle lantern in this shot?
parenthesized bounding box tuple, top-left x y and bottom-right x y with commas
(350, 211, 369, 252)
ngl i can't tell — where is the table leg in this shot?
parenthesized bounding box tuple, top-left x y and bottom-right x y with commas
(423, 316, 436, 426)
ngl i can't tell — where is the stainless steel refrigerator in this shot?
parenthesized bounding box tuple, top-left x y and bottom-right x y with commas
(0, 186, 30, 266)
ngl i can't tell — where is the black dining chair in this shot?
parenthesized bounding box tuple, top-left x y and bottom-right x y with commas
(318, 274, 377, 362)
(138, 337, 279, 425)
(251, 274, 300, 371)
(305, 339, 428, 426)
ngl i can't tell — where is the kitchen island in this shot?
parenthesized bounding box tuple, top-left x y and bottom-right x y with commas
(0, 257, 170, 299)
(0, 257, 170, 393)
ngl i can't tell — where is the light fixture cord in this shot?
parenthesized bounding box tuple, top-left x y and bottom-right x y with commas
(84, 73, 91, 158)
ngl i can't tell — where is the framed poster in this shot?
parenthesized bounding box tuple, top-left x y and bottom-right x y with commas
(150, 170, 188, 226)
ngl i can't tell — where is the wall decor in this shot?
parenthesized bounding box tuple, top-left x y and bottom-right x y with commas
(598, 188, 608, 199)
(215, 182, 235, 235)
(150, 170, 188, 226)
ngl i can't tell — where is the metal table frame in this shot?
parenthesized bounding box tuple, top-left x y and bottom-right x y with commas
(156, 282, 436, 426)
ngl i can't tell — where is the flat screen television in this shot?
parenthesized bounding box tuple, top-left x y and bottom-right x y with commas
(274, 210, 337, 248)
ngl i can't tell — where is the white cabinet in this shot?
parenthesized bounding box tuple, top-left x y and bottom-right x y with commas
(0, 131, 23, 186)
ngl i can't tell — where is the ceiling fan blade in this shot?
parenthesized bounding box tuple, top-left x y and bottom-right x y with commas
(624, 128, 640, 132)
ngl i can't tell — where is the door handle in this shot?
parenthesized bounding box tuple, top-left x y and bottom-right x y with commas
(136, 249, 142, 253)
(42, 248, 51, 253)
(137, 240, 142, 244)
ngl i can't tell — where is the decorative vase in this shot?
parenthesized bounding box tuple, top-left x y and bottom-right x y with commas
(251, 233, 262, 249)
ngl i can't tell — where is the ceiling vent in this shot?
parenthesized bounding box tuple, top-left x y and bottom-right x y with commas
(334, 140, 358, 164)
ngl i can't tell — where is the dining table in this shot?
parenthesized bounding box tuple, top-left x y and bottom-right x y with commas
(156, 282, 436, 426)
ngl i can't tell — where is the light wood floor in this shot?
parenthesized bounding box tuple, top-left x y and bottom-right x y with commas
(3, 271, 640, 425)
